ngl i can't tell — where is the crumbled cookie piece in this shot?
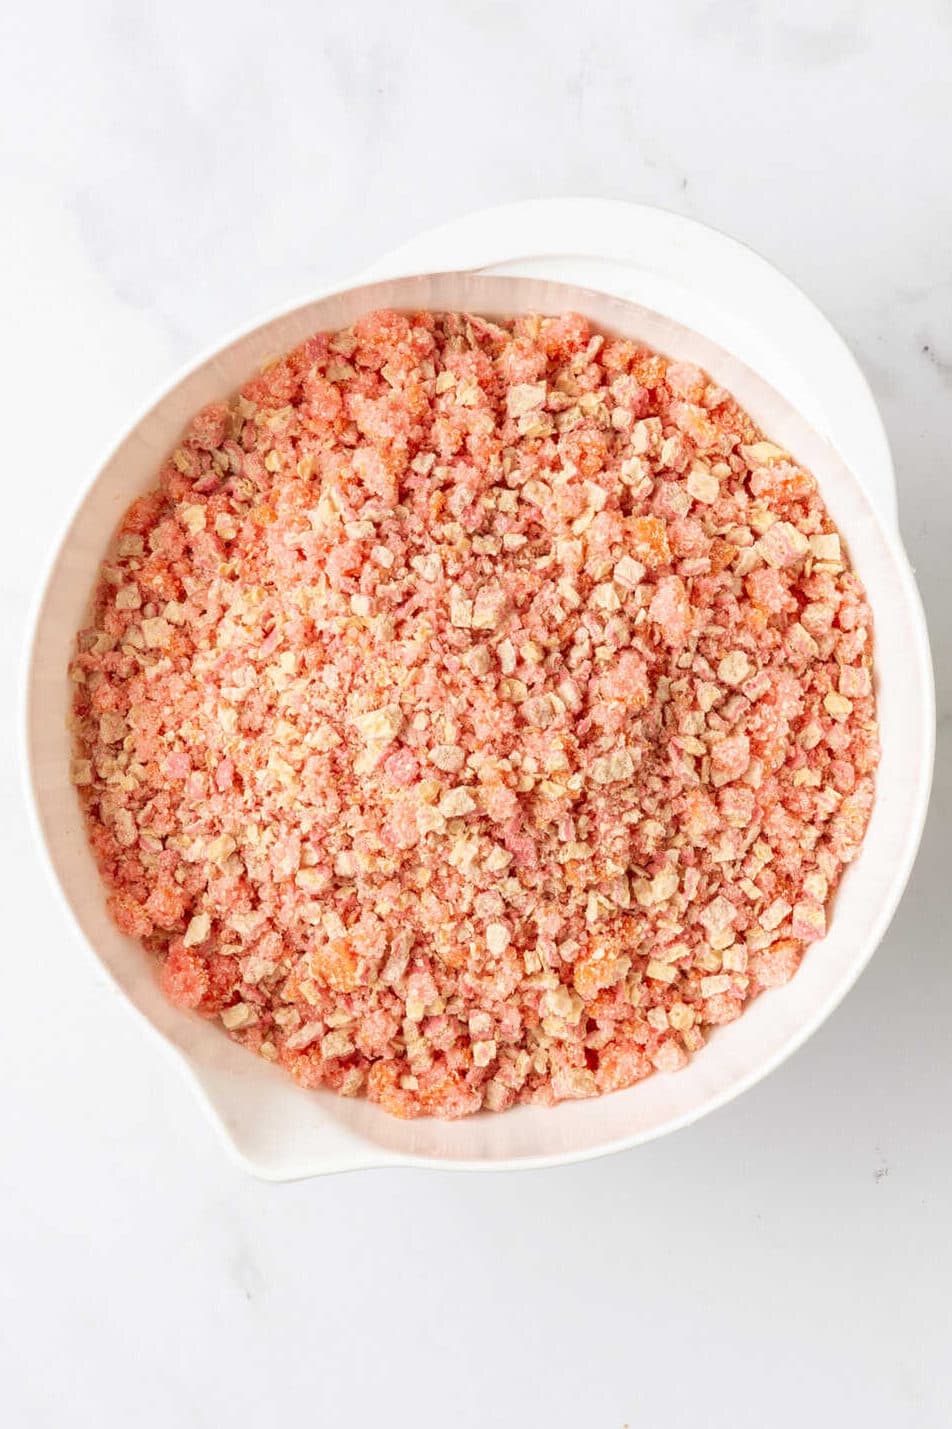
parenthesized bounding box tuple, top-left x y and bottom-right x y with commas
(71, 309, 878, 1120)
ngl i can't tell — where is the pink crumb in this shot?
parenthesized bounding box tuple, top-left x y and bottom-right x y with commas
(70, 308, 879, 1120)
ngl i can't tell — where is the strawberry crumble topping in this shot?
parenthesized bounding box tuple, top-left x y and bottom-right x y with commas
(70, 310, 879, 1119)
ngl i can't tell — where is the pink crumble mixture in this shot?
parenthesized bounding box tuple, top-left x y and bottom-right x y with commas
(70, 309, 879, 1119)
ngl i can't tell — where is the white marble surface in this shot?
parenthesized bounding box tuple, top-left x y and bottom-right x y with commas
(2, 2, 951, 1425)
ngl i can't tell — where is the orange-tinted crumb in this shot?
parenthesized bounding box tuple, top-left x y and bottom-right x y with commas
(70, 314, 878, 1118)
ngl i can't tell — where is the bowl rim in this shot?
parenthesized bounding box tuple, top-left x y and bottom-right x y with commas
(359, 196, 900, 525)
(21, 265, 936, 1179)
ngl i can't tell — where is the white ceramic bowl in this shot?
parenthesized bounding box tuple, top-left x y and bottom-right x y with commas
(24, 266, 933, 1179)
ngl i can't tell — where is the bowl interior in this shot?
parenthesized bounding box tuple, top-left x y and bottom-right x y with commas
(25, 272, 934, 1177)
